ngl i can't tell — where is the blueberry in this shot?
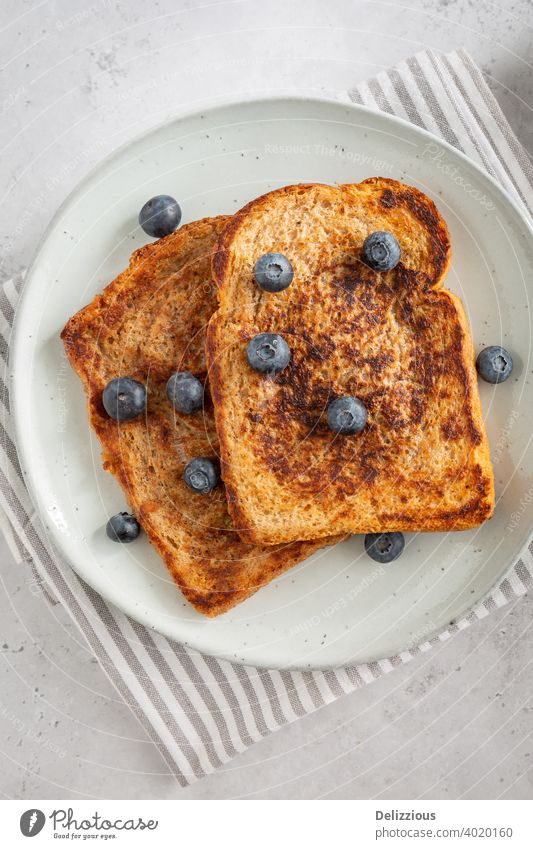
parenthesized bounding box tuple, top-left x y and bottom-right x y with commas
(102, 377, 147, 421)
(327, 396, 367, 435)
(476, 346, 513, 384)
(362, 231, 401, 271)
(253, 252, 294, 292)
(106, 512, 141, 543)
(183, 457, 220, 494)
(246, 333, 291, 374)
(138, 195, 182, 238)
(365, 532, 405, 563)
(166, 371, 204, 414)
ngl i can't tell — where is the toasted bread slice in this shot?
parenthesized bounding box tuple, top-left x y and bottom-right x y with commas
(207, 179, 495, 545)
(61, 217, 339, 616)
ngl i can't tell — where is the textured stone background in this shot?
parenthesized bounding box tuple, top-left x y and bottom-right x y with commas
(1, 0, 532, 799)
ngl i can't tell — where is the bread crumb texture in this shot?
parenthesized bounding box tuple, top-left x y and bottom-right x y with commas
(61, 217, 338, 616)
(207, 179, 495, 545)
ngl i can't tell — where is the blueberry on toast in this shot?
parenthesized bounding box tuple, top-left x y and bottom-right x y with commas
(61, 217, 339, 616)
(206, 179, 495, 545)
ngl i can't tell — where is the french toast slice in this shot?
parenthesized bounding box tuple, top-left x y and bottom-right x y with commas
(61, 217, 339, 617)
(207, 179, 495, 545)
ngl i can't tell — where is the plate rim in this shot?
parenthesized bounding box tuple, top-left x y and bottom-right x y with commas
(10, 93, 533, 670)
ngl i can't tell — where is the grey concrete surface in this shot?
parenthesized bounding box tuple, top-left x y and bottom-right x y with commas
(1, 0, 532, 800)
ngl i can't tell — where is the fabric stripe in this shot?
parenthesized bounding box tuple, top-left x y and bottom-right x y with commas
(484, 596, 498, 614)
(0, 377, 10, 412)
(0, 335, 8, 364)
(170, 648, 240, 760)
(323, 669, 346, 699)
(278, 670, 308, 716)
(266, 669, 301, 721)
(201, 655, 257, 747)
(387, 66, 426, 128)
(499, 579, 515, 603)
(301, 671, 326, 710)
(425, 51, 499, 182)
(0, 290, 14, 325)
(311, 670, 340, 705)
(454, 50, 533, 207)
(229, 664, 271, 736)
(515, 559, 532, 591)
(440, 53, 531, 211)
(367, 78, 395, 114)
(458, 50, 533, 193)
(256, 669, 290, 727)
(331, 667, 359, 693)
(128, 619, 224, 772)
(348, 87, 363, 105)
(405, 56, 462, 148)
(345, 666, 368, 687)
(0, 416, 24, 480)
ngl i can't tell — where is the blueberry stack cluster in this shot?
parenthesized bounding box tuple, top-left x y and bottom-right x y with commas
(245, 233, 403, 433)
(239, 233, 404, 560)
(102, 197, 514, 565)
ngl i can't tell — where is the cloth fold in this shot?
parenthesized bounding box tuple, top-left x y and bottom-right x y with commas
(1, 48, 532, 785)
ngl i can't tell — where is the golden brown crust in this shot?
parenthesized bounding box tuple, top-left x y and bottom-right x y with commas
(207, 179, 495, 545)
(61, 217, 341, 617)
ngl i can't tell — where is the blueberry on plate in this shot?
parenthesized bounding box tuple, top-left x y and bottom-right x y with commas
(183, 457, 220, 494)
(253, 252, 294, 292)
(365, 532, 405, 563)
(106, 512, 141, 543)
(102, 377, 147, 421)
(362, 231, 401, 272)
(166, 371, 204, 414)
(138, 195, 182, 238)
(246, 332, 291, 374)
(327, 396, 367, 435)
(476, 345, 513, 384)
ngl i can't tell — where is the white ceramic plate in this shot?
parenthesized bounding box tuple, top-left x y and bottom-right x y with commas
(11, 97, 533, 670)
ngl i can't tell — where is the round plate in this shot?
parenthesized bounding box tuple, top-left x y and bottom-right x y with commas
(11, 96, 533, 670)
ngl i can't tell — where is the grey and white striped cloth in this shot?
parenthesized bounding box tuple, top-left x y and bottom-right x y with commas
(1, 48, 532, 785)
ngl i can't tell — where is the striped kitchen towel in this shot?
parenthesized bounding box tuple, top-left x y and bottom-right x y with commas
(1, 48, 532, 785)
